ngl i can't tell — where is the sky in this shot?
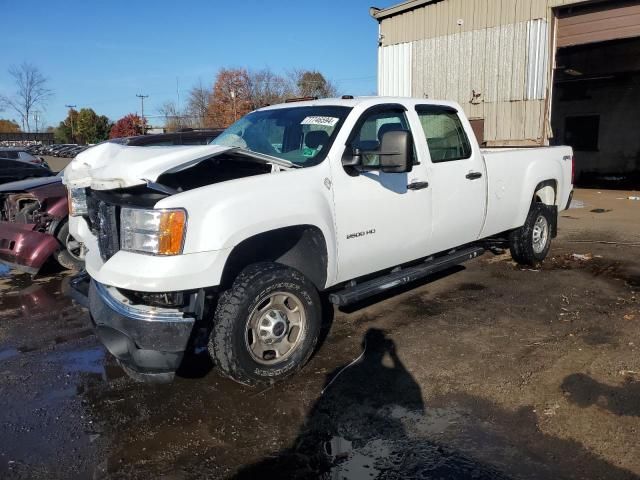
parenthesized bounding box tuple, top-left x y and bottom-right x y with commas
(0, 0, 399, 128)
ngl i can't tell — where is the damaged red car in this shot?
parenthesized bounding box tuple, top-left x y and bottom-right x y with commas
(0, 173, 84, 274)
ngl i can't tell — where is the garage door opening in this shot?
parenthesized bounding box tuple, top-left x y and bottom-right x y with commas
(550, 2, 640, 189)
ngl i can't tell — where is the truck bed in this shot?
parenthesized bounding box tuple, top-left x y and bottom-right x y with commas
(479, 146, 573, 238)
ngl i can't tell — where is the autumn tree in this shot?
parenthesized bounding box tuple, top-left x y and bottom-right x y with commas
(206, 68, 252, 128)
(0, 119, 21, 133)
(0, 63, 53, 132)
(109, 114, 146, 139)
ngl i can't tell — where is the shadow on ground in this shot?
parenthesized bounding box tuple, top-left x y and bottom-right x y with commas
(562, 373, 640, 417)
(235, 329, 639, 479)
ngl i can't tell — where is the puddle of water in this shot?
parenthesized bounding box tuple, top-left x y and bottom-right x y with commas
(0, 347, 19, 361)
(0, 263, 10, 277)
(47, 346, 106, 376)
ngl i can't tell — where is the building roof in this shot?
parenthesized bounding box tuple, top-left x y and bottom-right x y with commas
(370, 0, 439, 21)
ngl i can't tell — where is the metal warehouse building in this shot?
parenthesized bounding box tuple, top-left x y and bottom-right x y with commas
(371, 0, 640, 182)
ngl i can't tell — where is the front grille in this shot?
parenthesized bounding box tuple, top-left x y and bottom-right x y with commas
(86, 192, 120, 261)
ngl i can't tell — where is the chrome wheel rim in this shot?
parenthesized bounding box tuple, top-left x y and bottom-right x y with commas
(66, 233, 86, 261)
(532, 215, 549, 254)
(245, 291, 307, 365)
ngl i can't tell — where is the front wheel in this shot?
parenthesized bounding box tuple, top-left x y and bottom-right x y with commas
(509, 203, 554, 266)
(209, 263, 322, 386)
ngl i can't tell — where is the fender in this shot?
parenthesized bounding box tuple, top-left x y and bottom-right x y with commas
(156, 161, 338, 287)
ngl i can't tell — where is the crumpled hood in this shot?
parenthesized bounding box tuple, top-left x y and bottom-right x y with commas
(63, 142, 233, 190)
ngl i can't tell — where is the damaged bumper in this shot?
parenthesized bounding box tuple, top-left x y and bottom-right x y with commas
(0, 221, 60, 274)
(70, 273, 196, 382)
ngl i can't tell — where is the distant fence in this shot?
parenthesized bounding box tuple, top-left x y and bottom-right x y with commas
(0, 132, 55, 144)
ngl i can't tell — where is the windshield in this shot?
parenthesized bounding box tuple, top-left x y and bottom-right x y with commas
(211, 106, 351, 167)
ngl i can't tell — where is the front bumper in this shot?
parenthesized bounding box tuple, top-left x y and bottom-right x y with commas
(0, 221, 60, 274)
(70, 273, 196, 382)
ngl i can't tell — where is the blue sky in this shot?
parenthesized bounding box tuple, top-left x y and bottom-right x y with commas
(0, 0, 398, 128)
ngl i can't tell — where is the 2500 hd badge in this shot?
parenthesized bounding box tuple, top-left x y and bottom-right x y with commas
(346, 229, 376, 240)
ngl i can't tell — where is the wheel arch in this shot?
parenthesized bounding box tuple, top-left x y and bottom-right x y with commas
(220, 225, 328, 290)
(533, 179, 557, 205)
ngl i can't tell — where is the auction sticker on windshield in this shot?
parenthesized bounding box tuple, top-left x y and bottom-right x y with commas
(301, 116, 339, 127)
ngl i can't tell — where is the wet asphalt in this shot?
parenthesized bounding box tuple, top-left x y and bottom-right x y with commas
(1, 189, 639, 479)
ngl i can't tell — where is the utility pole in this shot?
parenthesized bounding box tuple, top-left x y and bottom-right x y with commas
(32, 111, 41, 133)
(230, 90, 237, 121)
(65, 104, 77, 142)
(136, 94, 149, 134)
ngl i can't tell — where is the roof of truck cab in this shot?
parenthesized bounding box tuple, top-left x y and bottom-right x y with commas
(256, 96, 461, 111)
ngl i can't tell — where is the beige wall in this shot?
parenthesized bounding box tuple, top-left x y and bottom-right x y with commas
(376, 0, 586, 145)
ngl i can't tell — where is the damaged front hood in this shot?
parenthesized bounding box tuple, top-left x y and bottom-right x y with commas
(63, 142, 236, 190)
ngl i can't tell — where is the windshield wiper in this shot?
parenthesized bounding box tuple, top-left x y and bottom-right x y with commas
(229, 147, 301, 169)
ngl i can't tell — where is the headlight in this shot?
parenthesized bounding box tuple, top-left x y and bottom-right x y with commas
(68, 188, 88, 216)
(120, 208, 187, 256)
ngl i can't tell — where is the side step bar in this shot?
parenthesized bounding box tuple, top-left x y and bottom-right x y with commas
(329, 246, 485, 306)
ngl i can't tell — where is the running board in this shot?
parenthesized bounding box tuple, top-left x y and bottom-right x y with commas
(329, 246, 485, 306)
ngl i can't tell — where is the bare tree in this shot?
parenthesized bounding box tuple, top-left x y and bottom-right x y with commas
(0, 63, 53, 132)
(186, 80, 210, 128)
(158, 101, 188, 132)
(247, 69, 294, 109)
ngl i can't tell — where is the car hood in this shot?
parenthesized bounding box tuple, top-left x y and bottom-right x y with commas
(0, 175, 62, 193)
(63, 142, 240, 190)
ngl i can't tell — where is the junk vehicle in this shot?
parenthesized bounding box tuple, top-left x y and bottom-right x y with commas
(64, 97, 574, 384)
(0, 130, 222, 275)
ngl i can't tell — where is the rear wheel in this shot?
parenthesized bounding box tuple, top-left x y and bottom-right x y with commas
(509, 203, 554, 266)
(209, 263, 322, 386)
(55, 221, 85, 270)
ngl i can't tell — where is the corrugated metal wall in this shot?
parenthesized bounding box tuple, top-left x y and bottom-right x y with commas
(378, 43, 413, 96)
(376, 0, 584, 145)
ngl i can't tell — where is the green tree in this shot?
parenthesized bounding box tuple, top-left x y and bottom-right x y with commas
(292, 70, 337, 98)
(54, 108, 78, 143)
(54, 108, 111, 144)
(76, 108, 111, 144)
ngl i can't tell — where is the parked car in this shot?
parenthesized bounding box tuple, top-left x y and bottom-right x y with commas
(65, 96, 574, 384)
(0, 147, 49, 167)
(54, 145, 79, 157)
(0, 173, 83, 273)
(0, 158, 54, 185)
(0, 129, 223, 275)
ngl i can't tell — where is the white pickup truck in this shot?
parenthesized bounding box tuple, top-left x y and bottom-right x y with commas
(64, 97, 573, 384)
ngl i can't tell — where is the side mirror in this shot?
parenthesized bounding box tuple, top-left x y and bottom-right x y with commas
(379, 130, 414, 173)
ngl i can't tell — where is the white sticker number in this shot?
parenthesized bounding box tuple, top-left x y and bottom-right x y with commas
(301, 116, 339, 127)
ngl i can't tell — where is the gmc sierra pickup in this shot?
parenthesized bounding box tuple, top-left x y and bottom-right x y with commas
(64, 97, 574, 384)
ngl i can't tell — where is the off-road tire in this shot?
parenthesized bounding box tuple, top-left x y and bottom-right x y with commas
(209, 263, 322, 386)
(509, 203, 554, 266)
(55, 222, 84, 270)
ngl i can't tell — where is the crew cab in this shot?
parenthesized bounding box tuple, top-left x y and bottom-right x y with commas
(64, 97, 573, 384)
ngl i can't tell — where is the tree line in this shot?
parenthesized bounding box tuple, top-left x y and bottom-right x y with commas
(1, 64, 338, 141)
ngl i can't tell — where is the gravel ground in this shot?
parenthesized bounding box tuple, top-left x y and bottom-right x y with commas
(0, 188, 638, 479)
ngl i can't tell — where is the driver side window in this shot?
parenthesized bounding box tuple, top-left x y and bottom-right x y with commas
(351, 110, 408, 166)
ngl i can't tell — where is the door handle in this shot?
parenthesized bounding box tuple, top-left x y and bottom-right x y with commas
(465, 171, 483, 180)
(407, 181, 429, 190)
